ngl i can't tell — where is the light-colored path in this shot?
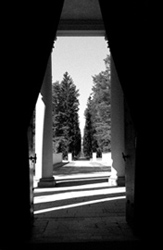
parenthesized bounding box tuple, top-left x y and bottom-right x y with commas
(53, 159, 111, 180)
(62, 159, 110, 167)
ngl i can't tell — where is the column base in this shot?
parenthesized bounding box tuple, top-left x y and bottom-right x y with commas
(38, 177, 56, 188)
(117, 176, 125, 186)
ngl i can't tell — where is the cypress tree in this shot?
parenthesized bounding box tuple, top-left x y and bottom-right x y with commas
(52, 72, 81, 158)
(83, 96, 95, 158)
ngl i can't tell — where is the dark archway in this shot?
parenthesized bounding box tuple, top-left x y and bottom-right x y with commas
(1, 0, 158, 247)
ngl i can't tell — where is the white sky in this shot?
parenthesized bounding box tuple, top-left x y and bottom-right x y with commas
(52, 37, 109, 136)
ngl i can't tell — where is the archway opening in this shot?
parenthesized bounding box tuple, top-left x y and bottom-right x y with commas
(30, 36, 130, 242)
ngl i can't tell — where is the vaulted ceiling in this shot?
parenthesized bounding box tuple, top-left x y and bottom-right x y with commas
(57, 0, 105, 36)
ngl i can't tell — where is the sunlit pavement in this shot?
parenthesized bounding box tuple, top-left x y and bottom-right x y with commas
(31, 160, 139, 244)
(53, 159, 112, 181)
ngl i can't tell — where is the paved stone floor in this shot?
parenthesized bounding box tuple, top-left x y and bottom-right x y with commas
(31, 160, 139, 246)
(53, 159, 112, 179)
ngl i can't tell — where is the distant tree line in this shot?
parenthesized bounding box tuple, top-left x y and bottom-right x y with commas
(83, 54, 111, 158)
(52, 72, 81, 159)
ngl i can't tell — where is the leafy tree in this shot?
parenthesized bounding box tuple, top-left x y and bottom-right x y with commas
(52, 72, 81, 158)
(83, 54, 111, 157)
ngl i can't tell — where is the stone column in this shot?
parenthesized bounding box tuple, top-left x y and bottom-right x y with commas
(36, 55, 55, 187)
(35, 93, 44, 180)
(111, 56, 125, 185)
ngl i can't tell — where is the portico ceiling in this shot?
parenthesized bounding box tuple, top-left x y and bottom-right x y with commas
(60, 0, 102, 20)
(57, 0, 105, 36)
